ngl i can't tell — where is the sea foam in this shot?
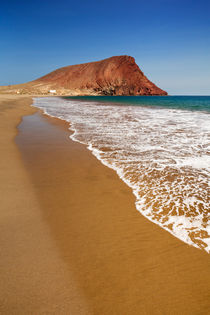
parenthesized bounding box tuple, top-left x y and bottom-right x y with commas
(33, 97, 210, 253)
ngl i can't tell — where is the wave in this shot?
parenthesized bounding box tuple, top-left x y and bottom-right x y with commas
(32, 97, 210, 253)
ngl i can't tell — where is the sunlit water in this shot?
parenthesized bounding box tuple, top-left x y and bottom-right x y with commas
(33, 96, 210, 253)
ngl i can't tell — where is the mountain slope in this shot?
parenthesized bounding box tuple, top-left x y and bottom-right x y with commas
(0, 56, 167, 96)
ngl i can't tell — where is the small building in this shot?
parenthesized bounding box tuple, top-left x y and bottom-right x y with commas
(49, 89, 56, 94)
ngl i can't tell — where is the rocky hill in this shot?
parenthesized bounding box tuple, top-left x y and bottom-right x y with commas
(0, 56, 167, 96)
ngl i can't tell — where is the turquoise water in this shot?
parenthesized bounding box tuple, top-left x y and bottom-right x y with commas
(64, 96, 210, 112)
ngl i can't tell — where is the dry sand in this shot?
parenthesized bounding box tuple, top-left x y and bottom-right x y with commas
(0, 94, 210, 314)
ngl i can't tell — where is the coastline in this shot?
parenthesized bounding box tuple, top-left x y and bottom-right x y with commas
(1, 94, 210, 314)
(0, 95, 89, 314)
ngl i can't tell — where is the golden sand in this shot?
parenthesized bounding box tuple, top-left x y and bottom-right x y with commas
(0, 95, 210, 314)
(0, 95, 89, 314)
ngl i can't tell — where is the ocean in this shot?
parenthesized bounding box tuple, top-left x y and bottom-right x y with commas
(33, 96, 210, 253)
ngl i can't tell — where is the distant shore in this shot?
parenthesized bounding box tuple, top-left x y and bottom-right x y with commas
(0, 94, 210, 314)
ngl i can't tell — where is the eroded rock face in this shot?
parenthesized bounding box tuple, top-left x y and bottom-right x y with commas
(35, 55, 167, 96)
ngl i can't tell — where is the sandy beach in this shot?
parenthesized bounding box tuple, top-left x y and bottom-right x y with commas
(0, 95, 210, 314)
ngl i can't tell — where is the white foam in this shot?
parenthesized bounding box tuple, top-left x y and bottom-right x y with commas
(32, 97, 210, 253)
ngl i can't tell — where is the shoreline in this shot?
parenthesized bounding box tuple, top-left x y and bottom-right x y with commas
(0, 95, 89, 314)
(1, 94, 210, 314)
(33, 96, 210, 253)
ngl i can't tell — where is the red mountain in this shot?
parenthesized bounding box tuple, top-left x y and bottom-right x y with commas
(34, 55, 167, 95)
(0, 56, 167, 96)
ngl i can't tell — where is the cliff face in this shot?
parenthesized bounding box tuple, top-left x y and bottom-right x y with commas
(34, 55, 167, 96)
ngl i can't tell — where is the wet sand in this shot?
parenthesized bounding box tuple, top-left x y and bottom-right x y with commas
(0, 95, 89, 314)
(1, 95, 210, 314)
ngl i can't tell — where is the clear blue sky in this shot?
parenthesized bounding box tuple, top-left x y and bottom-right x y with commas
(1, 0, 210, 95)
